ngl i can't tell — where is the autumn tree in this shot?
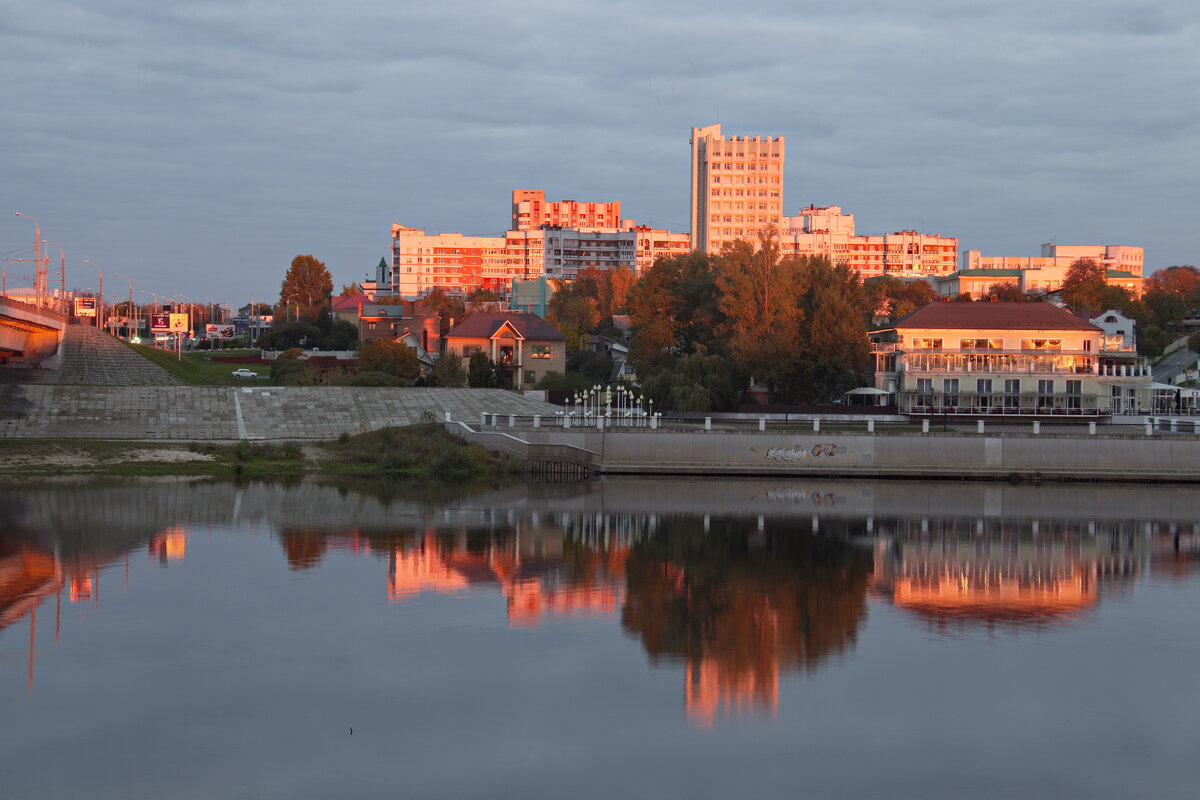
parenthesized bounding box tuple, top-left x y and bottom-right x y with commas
(421, 287, 465, 335)
(339, 282, 361, 297)
(278, 255, 334, 324)
(864, 275, 936, 320)
(1060, 258, 1131, 313)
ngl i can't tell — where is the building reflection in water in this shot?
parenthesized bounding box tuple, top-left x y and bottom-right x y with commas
(0, 524, 190, 693)
(868, 517, 1147, 634)
(4, 491, 1193, 726)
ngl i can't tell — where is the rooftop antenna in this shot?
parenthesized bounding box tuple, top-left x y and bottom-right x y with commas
(529, 165, 536, 189)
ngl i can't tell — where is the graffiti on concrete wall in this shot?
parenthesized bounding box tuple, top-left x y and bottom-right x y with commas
(765, 443, 839, 461)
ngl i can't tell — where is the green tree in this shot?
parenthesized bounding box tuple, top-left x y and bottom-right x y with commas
(325, 319, 359, 351)
(784, 257, 872, 401)
(467, 351, 498, 388)
(339, 282, 362, 297)
(627, 251, 722, 373)
(257, 321, 322, 350)
(278, 255, 334, 324)
(713, 235, 802, 399)
(547, 280, 600, 351)
(358, 339, 420, 380)
(431, 352, 466, 387)
(984, 282, 1027, 302)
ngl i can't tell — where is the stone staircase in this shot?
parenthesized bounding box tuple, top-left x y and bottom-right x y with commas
(0, 325, 183, 386)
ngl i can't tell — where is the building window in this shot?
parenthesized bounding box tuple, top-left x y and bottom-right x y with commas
(524, 370, 536, 385)
(913, 338, 943, 350)
(942, 378, 959, 408)
(1066, 379, 1082, 409)
(1037, 379, 1055, 409)
(367, 322, 377, 331)
(1004, 379, 1021, 408)
(531, 344, 551, 359)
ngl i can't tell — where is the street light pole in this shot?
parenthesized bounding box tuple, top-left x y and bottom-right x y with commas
(82, 260, 104, 331)
(41, 240, 66, 312)
(14, 212, 45, 307)
(114, 273, 134, 338)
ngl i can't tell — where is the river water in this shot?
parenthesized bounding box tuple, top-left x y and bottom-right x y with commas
(2, 477, 1198, 799)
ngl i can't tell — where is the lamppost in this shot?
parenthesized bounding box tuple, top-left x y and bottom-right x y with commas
(82, 260, 104, 330)
(41, 240, 66, 312)
(14, 212, 46, 307)
(114, 273, 134, 339)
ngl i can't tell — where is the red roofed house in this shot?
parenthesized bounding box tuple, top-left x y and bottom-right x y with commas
(444, 312, 566, 390)
(331, 294, 371, 326)
(869, 302, 1152, 416)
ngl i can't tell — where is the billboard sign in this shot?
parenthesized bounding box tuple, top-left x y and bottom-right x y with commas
(205, 324, 236, 339)
(168, 313, 189, 333)
(74, 297, 97, 317)
(151, 313, 170, 332)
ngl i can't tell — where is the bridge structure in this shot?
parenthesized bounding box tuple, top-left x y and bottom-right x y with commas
(0, 296, 66, 369)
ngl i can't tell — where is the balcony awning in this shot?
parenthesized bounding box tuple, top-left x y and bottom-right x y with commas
(844, 387, 891, 396)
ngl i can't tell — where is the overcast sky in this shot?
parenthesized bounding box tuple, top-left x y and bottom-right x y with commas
(3, 0, 1197, 306)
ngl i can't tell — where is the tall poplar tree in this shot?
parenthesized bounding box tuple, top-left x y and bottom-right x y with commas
(278, 255, 334, 324)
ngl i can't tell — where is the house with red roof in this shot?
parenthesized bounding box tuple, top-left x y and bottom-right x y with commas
(444, 312, 566, 390)
(869, 302, 1152, 416)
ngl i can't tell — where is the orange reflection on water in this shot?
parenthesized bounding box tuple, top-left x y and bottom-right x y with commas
(148, 526, 188, 563)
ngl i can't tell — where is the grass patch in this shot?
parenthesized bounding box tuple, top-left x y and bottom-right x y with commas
(125, 343, 270, 385)
(318, 424, 521, 481)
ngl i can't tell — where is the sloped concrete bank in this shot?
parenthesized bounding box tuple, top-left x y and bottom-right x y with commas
(0, 385, 557, 440)
(453, 424, 1200, 483)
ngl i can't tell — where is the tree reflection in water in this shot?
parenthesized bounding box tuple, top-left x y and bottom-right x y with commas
(620, 517, 873, 726)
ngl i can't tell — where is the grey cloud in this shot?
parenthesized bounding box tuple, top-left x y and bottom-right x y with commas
(3, 0, 1199, 299)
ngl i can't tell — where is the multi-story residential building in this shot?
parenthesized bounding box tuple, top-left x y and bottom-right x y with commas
(541, 228, 637, 280)
(778, 205, 958, 278)
(444, 312, 566, 390)
(690, 124, 785, 254)
(384, 225, 548, 300)
(869, 302, 1151, 416)
(511, 190, 626, 231)
(634, 226, 692, 274)
(950, 243, 1145, 298)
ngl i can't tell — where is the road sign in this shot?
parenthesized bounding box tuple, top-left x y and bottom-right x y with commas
(74, 297, 97, 317)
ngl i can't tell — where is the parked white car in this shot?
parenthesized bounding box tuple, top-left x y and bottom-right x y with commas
(231, 368, 258, 378)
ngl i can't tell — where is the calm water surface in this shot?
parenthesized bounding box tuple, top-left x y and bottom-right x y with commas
(2, 477, 1199, 799)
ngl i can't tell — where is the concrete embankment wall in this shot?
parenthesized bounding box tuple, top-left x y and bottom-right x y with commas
(0, 385, 557, 440)
(459, 425, 1200, 482)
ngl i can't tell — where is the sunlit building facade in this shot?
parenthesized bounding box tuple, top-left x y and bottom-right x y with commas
(511, 190, 626, 231)
(953, 243, 1145, 297)
(779, 205, 959, 277)
(690, 123, 786, 253)
(870, 302, 1153, 415)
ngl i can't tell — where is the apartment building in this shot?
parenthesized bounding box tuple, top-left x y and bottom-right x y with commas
(778, 205, 958, 277)
(869, 302, 1151, 416)
(511, 190, 626, 231)
(954, 243, 1145, 297)
(690, 124, 785, 254)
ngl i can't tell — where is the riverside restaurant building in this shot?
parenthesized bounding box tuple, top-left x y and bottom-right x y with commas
(869, 302, 1153, 416)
